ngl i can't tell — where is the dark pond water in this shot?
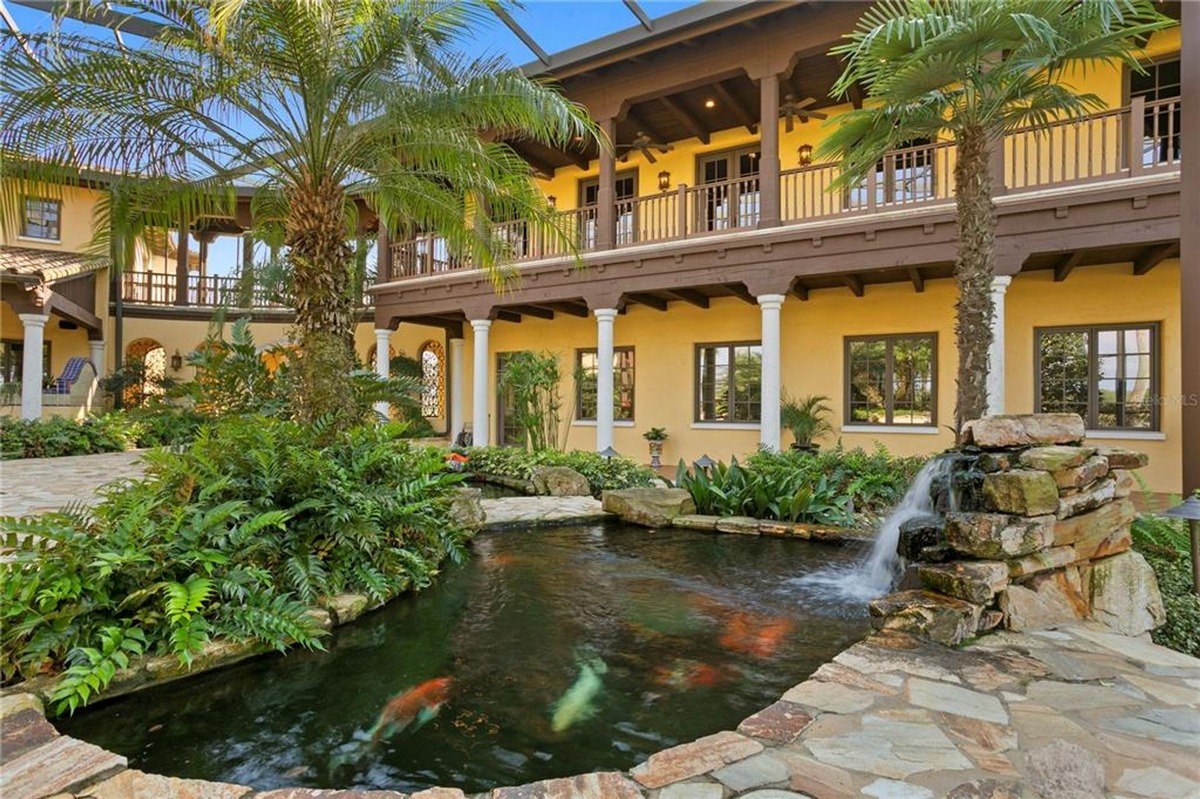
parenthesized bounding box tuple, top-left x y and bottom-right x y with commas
(58, 523, 869, 794)
(469, 480, 528, 499)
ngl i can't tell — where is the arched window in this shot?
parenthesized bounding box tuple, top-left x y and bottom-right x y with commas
(124, 338, 166, 407)
(418, 340, 444, 418)
(365, 343, 396, 370)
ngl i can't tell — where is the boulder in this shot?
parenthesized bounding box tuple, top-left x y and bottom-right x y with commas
(324, 593, 371, 626)
(1110, 468, 1138, 499)
(1051, 455, 1109, 490)
(1018, 445, 1095, 472)
(1096, 446, 1150, 470)
(977, 452, 1013, 473)
(1007, 546, 1077, 579)
(917, 561, 1009, 604)
(1072, 524, 1132, 562)
(715, 516, 760, 535)
(982, 470, 1059, 516)
(1056, 478, 1116, 520)
(999, 567, 1090, 631)
(1052, 499, 1135, 546)
(897, 514, 943, 561)
(945, 512, 1054, 559)
(448, 486, 485, 531)
(1089, 552, 1166, 636)
(672, 514, 720, 531)
(869, 590, 983, 646)
(601, 487, 696, 528)
(963, 414, 1085, 448)
(530, 465, 591, 497)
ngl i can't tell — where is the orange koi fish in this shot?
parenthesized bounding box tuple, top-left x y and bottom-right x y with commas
(719, 614, 793, 659)
(369, 677, 453, 743)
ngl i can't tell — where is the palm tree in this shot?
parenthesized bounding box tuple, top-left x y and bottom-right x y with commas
(1, 0, 596, 422)
(818, 0, 1171, 437)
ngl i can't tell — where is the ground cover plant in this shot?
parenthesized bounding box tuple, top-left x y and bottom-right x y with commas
(675, 445, 926, 526)
(0, 407, 205, 460)
(0, 416, 470, 715)
(1131, 505, 1200, 657)
(462, 446, 655, 497)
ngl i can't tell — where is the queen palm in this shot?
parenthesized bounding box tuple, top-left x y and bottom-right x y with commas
(818, 0, 1171, 437)
(1, 0, 595, 421)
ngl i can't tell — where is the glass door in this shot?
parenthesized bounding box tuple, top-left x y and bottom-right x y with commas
(696, 148, 760, 232)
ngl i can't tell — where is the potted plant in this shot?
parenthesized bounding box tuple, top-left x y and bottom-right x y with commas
(780, 393, 832, 453)
(643, 426, 668, 468)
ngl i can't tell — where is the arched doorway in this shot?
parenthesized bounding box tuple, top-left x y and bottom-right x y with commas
(124, 338, 166, 407)
(418, 340, 445, 418)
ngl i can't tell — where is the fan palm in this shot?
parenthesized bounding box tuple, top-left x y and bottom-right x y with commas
(818, 0, 1171, 437)
(1, 0, 596, 422)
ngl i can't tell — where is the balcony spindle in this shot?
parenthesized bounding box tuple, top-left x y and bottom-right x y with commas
(1129, 95, 1145, 176)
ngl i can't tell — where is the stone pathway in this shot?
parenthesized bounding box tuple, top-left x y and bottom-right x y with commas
(3, 621, 1197, 799)
(481, 495, 611, 530)
(0, 450, 146, 517)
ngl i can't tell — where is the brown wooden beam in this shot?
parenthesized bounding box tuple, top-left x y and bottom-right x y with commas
(711, 81, 756, 134)
(666, 288, 709, 308)
(48, 291, 103, 332)
(659, 96, 710, 144)
(509, 141, 565, 178)
(907, 267, 925, 293)
(494, 309, 522, 323)
(1132, 241, 1179, 275)
(789, 279, 809, 301)
(842, 274, 864, 297)
(847, 80, 865, 110)
(509, 304, 554, 320)
(544, 301, 589, 317)
(724, 283, 756, 304)
(624, 109, 668, 145)
(627, 292, 668, 311)
(1053, 251, 1084, 282)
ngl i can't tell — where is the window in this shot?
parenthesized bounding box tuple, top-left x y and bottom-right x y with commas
(846, 334, 936, 426)
(1, 340, 51, 386)
(695, 342, 762, 423)
(1036, 324, 1158, 431)
(1130, 58, 1181, 166)
(696, 147, 760, 231)
(575, 347, 634, 421)
(579, 171, 638, 248)
(22, 197, 61, 240)
(418, 340, 445, 418)
(495, 352, 525, 447)
(846, 139, 935, 208)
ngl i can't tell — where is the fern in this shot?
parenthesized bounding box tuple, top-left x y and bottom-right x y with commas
(50, 626, 146, 716)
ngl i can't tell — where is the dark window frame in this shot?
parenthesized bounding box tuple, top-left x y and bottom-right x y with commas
(1124, 55, 1182, 167)
(1034, 322, 1160, 432)
(21, 196, 62, 241)
(1, 338, 53, 386)
(693, 340, 763, 424)
(843, 332, 939, 427)
(574, 346, 636, 422)
(577, 169, 639, 208)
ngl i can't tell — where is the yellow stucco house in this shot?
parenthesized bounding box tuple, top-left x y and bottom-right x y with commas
(1, 2, 1193, 494)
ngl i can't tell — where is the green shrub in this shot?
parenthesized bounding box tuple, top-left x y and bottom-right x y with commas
(0, 415, 470, 714)
(1132, 509, 1200, 657)
(675, 457, 852, 525)
(0, 415, 136, 459)
(462, 446, 654, 496)
(744, 445, 926, 515)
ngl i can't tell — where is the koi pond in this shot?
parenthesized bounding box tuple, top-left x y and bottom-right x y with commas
(58, 523, 869, 794)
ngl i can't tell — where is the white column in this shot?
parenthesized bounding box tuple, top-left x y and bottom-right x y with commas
(373, 327, 391, 420)
(448, 337, 465, 442)
(757, 294, 786, 451)
(18, 313, 48, 421)
(88, 340, 106, 377)
(594, 308, 618, 452)
(470, 319, 491, 447)
(986, 276, 1012, 416)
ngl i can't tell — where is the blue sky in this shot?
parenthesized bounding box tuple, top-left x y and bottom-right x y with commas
(6, 1, 701, 275)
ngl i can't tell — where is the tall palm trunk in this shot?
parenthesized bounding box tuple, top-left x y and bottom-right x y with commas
(952, 124, 997, 439)
(286, 176, 355, 422)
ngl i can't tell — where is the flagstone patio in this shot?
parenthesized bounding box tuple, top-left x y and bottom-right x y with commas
(0, 450, 146, 517)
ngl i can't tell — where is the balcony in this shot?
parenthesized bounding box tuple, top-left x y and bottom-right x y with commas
(386, 97, 1181, 281)
(120, 272, 374, 310)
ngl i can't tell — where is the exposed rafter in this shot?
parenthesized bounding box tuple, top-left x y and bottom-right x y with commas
(711, 81, 756, 134)
(789, 279, 809, 301)
(491, 4, 550, 66)
(667, 288, 709, 308)
(1, 0, 39, 63)
(543, 301, 589, 317)
(1133, 242, 1179, 275)
(509, 304, 554, 320)
(627, 292, 667, 311)
(659, 96, 710, 144)
(624, 109, 668, 146)
(494, 309, 523, 324)
(724, 283, 756, 304)
(622, 0, 653, 32)
(842, 274, 864, 297)
(847, 81, 865, 110)
(1053, 251, 1084, 282)
(907, 267, 925, 293)
(12, 0, 169, 38)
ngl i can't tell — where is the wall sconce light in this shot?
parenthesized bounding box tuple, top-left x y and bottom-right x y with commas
(170, 350, 184, 371)
(658, 170, 671, 192)
(798, 143, 814, 166)
(547, 195, 556, 209)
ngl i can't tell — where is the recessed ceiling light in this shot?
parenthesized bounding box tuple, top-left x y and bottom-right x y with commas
(704, 98, 716, 109)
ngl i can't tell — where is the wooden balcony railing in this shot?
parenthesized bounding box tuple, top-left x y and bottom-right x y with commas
(121, 272, 373, 309)
(387, 98, 1182, 281)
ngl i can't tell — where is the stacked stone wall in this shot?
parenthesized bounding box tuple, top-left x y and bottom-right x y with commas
(871, 413, 1165, 645)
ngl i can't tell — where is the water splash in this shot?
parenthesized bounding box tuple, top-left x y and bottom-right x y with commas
(794, 455, 954, 603)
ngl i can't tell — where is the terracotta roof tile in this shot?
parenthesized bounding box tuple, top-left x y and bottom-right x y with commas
(0, 244, 108, 284)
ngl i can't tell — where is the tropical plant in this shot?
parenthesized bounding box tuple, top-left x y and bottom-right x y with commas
(0, 415, 470, 714)
(463, 446, 655, 497)
(498, 350, 564, 451)
(674, 457, 853, 525)
(819, 0, 1172, 436)
(1, 0, 597, 426)
(643, 427, 669, 442)
(780, 393, 833, 448)
(1131, 506, 1200, 657)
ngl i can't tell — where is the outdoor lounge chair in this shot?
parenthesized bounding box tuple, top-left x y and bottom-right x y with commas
(43, 356, 99, 411)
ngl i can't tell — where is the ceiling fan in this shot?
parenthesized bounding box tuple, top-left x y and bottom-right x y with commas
(780, 94, 828, 132)
(617, 131, 673, 164)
